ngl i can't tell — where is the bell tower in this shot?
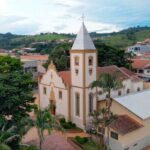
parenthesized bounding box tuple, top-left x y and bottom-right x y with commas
(70, 22, 97, 129)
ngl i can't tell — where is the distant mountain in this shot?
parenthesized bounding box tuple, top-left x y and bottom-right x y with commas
(0, 26, 150, 50)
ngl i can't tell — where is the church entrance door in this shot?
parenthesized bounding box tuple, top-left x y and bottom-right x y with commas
(50, 100, 56, 115)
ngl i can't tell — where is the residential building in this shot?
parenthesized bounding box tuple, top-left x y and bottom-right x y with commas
(132, 59, 150, 82)
(20, 54, 48, 78)
(99, 90, 150, 150)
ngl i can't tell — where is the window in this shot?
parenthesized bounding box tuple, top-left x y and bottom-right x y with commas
(111, 131, 118, 140)
(89, 68, 92, 75)
(127, 89, 130, 94)
(89, 93, 93, 114)
(106, 94, 109, 98)
(75, 69, 79, 75)
(43, 87, 46, 94)
(98, 90, 103, 95)
(88, 56, 93, 66)
(32, 67, 37, 72)
(133, 143, 138, 147)
(59, 91, 62, 99)
(147, 70, 150, 73)
(137, 87, 140, 92)
(75, 93, 80, 116)
(138, 69, 143, 73)
(118, 91, 122, 96)
(75, 56, 79, 66)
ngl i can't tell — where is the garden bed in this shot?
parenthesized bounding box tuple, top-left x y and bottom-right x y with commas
(59, 118, 83, 132)
(68, 136, 101, 150)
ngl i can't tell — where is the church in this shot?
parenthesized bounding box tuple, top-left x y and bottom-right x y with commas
(39, 22, 143, 129)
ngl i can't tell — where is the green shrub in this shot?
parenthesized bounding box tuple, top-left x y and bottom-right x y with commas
(60, 119, 76, 129)
(75, 136, 88, 144)
(59, 118, 66, 124)
(19, 145, 39, 150)
(62, 123, 72, 129)
(0, 144, 11, 150)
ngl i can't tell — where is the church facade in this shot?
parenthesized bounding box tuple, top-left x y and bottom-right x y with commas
(39, 23, 143, 129)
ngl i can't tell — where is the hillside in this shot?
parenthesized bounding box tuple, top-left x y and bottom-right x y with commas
(0, 26, 150, 51)
(92, 26, 150, 49)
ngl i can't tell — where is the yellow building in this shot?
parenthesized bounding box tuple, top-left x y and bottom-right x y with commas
(99, 90, 150, 150)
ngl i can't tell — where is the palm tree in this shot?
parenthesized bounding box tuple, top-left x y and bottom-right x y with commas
(91, 72, 123, 150)
(34, 108, 62, 150)
(0, 123, 19, 150)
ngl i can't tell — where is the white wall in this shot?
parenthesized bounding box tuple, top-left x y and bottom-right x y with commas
(97, 79, 144, 101)
(71, 87, 84, 128)
(39, 68, 68, 120)
(71, 53, 83, 87)
(85, 53, 97, 87)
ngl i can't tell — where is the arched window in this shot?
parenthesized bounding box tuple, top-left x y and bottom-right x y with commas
(74, 56, 79, 66)
(137, 87, 140, 92)
(75, 93, 80, 116)
(89, 93, 93, 114)
(127, 89, 130, 94)
(89, 68, 93, 75)
(118, 91, 122, 96)
(43, 87, 46, 94)
(88, 56, 93, 66)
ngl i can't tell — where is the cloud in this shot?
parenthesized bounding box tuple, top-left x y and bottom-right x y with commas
(54, 25, 67, 31)
(0, 16, 39, 34)
(0, 0, 150, 34)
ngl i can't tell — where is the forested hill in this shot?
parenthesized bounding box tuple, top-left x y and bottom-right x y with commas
(0, 26, 150, 50)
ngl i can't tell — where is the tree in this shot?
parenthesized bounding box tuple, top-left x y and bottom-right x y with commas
(33, 108, 63, 150)
(95, 43, 132, 68)
(0, 56, 36, 147)
(0, 121, 19, 150)
(44, 43, 71, 71)
(89, 108, 117, 150)
(91, 72, 123, 150)
(0, 56, 36, 121)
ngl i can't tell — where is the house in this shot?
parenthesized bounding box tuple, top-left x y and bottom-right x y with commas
(39, 22, 144, 130)
(132, 59, 150, 82)
(99, 90, 150, 150)
(20, 55, 48, 78)
(128, 39, 150, 54)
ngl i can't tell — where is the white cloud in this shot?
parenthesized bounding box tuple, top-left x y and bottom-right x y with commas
(0, 0, 149, 34)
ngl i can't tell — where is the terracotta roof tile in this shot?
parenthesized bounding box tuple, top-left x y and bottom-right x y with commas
(58, 71, 71, 86)
(97, 65, 129, 80)
(132, 59, 150, 69)
(58, 65, 140, 86)
(110, 115, 143, 135)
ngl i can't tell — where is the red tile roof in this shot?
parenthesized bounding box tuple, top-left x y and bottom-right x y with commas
(98, 65, 129, 80)
(20, 55, 48, 61)
(58, 71, 71, 86)
(110, 115, 143, 135)
(132, 59, 150, 69)
(57, 65, 140, 87)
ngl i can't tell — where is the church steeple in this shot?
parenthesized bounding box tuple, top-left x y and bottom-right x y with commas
(71, 22, 96, 50)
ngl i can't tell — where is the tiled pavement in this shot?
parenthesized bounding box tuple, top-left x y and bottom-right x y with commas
(26, 132, 76, 150)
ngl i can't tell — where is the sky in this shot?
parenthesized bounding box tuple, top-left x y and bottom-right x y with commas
(0, 0, 150, 35)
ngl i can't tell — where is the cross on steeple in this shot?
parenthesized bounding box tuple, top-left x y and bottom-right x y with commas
(81, 13, 85, 23)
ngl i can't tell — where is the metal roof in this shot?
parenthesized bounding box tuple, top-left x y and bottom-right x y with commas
(71, 22, 96, 50)
(114, 90, 150, 120)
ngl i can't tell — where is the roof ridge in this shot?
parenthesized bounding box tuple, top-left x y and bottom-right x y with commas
(116, 66, 131, 78)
